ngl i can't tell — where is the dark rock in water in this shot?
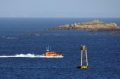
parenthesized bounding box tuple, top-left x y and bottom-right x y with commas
(26, 33, 44, 36)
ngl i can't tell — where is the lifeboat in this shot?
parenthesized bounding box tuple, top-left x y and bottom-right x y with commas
(44, 46, 63, 57)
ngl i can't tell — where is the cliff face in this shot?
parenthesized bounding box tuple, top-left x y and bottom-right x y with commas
(47, 20, 120, 31)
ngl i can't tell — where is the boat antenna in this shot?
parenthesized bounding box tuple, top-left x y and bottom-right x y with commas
(46, 46, 49, 52)
(50, 46, 52, 51)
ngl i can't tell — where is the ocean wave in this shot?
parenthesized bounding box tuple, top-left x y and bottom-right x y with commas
(2, 36, 18, 39)
(0, 53, 63, 58)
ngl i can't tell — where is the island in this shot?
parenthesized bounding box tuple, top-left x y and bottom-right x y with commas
(47, 20, 120, 32)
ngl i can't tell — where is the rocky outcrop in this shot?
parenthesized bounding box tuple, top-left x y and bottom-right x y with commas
(18, 33, 44, 36)
(26, 33, 43, 36)
(47, 20, 120, 31)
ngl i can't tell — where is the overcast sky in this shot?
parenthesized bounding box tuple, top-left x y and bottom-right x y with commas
(0, 0, 120, 18)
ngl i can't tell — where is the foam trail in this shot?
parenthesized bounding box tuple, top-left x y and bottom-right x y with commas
(0, 53, 63, 58)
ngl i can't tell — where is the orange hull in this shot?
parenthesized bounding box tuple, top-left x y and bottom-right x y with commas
(45, 52, 63, 56)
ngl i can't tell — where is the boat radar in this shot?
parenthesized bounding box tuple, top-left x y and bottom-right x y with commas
(77, 45, 88, 69)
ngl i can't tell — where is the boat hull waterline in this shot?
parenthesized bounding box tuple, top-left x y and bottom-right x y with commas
(0, 54, 63, 58)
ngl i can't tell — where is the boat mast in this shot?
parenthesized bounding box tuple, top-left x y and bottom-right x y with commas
(46, 46, 50, 52)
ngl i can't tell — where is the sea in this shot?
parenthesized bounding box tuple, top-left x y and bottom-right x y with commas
(0, 18, 120, 79)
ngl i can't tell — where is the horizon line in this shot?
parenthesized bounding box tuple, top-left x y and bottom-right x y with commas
(0, 17, 120, 19)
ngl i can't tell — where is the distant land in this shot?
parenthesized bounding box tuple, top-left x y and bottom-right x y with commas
(47, 20, 120, 32)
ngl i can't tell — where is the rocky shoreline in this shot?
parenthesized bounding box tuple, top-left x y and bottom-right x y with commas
(47, 20, 120, 31)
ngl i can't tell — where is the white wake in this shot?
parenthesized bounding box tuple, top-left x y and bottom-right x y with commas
(0, 53, 63, 58)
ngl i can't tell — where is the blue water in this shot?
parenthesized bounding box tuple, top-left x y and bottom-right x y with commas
(0, 18, 120, 79)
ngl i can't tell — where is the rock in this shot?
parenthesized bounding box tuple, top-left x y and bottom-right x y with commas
(26, 33, 43, 36)
(47, 20, 120, 32)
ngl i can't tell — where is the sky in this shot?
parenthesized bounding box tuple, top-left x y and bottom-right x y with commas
(0, 0, 120, 18)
